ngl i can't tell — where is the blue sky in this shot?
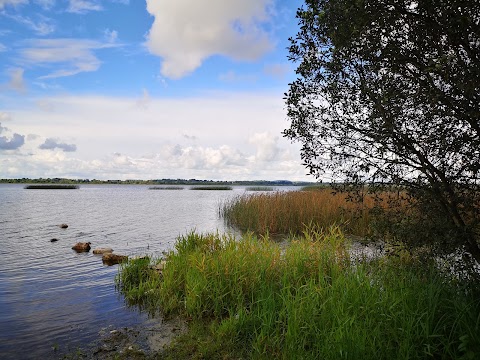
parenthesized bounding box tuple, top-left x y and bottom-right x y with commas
(0, 0, 310, 181)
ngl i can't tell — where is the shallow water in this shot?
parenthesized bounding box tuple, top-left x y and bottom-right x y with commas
(0, 184, 280, 359)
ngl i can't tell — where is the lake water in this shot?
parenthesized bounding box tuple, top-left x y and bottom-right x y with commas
(0, 184, 292, 359)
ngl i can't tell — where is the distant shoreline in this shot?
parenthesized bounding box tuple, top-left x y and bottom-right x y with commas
(0, 178, 317, 187)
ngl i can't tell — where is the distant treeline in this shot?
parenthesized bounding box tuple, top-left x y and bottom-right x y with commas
(0, 177, 315, 187)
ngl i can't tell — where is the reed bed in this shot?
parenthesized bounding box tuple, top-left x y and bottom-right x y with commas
(190, 186, 233, 191)
(220, 188, 380, 237)
(149, 186, 184, 190)
(24, 184, 79, 189)
(117, 228, 480, 359)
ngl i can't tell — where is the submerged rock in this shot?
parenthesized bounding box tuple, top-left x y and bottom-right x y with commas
(93, 247, 113, 255)
(59, 224, 68, 229)
(102, 253, 128, 265)
(72, 242, 91, 252)
(50, 238, 59, 243)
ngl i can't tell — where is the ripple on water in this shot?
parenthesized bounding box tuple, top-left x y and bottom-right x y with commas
(0, 183, 252, 359)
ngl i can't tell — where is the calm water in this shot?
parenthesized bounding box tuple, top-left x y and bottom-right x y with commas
(0, 184, 278, 359)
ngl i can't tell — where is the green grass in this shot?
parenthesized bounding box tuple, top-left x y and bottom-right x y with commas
(190, 186, 233, 191)
(117, 228, 480, 359)
(24, 184, 79, 189)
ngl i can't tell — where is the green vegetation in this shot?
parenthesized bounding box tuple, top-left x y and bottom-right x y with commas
(285, 0, 480, 261)
(149, 186, 184, 190)
(24, 184, 79, 189)
(117, 228, 480, 359)
(190, 186, 233, 191)
(220, 189, 373, 237)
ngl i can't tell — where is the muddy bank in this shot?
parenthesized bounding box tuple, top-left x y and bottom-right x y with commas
(63, 316, 187, 359)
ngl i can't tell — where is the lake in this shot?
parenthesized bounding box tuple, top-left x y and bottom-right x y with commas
(0, 184, 293, 359)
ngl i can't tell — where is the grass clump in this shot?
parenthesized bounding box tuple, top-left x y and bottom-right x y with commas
(117, 227, 480, 359)
(116, 256, 164, 316)
(220, 189, 375, 237)
(190, 186, 233, 191)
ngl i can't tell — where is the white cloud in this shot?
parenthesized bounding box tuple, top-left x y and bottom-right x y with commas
(249, 132, 280, 162)
(0, 0, 27, 9)
(19, 38, 116, 78)
(6, 14, 55, 35)
(135, 88, 150, 109)
(39, 138, 77, 152)
(0, 91, 310, 180)
(0, 43, 7, 52)
(6, 68, 26, 93)
(0, 122, 25, 150)
(34, 0, 54, 10)
(0, 112, 12, 122)
(104, 29, 118, 43)
(145, 0, 274, 79)
(67, 0, 103, 13)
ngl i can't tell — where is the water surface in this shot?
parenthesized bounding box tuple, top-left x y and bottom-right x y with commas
(0, 184, 258, 358)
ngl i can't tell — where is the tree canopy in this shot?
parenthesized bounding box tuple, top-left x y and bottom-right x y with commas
(284, 0, 480, 261)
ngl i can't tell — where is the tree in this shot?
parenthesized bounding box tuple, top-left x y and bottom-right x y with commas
(284, 0, 480, 262)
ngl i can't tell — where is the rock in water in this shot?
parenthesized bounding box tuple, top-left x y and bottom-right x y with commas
(59, 224, 68, 229)
(102, 253, 128, 265)
(72, 242, 91, 252)
(93, 247, 113, 255)
(50, 238, 59, 242)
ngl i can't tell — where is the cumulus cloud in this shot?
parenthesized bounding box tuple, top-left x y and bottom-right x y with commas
(249, 132, 280, 162)
(0, 112, 12, 122)
(145, 0, 274, 79)
(152, 143, 248, 171)
(183, 134, 198, 141)
(0, 123, 25, 150)
(39, 138, 77, 152)
(111, 152, 132, 166)
(0, 0, 27, 9)
(67, 0, 102, 13)
(19, 38, 116, 78)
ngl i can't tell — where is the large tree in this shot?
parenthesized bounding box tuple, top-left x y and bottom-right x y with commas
(284, 0, 480, 261)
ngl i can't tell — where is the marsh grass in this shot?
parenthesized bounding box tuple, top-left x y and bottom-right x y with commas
(24, 184, 79, 189)
(190, 186, 233, 191)
(117, 228, 480, 359)
(220, 189, 378, 237)
(116, 256, 164, 316)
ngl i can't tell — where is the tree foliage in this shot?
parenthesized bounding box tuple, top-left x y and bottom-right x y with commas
(284, 0, 480, 261)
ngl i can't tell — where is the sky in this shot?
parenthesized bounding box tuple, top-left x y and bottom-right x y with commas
(0, 0, 311, 181)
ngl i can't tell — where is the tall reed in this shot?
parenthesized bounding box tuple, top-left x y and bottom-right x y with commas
(220, 189, 377, 237)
